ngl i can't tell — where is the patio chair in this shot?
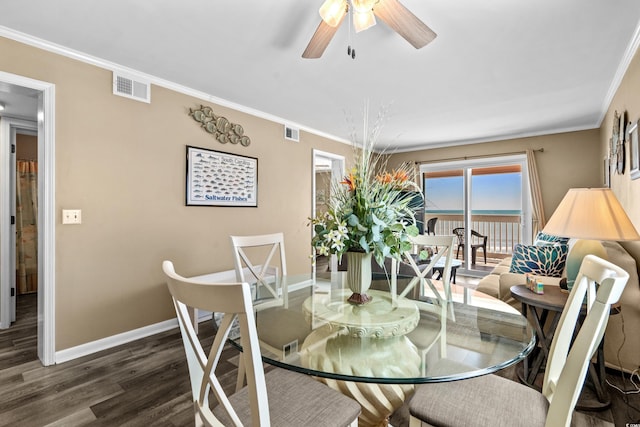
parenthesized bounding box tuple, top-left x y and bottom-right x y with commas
(407, 254, 629, 427)
(452, 227, 487, 264)
(162, 260, 361, 426)
(426, 217, 438, 235)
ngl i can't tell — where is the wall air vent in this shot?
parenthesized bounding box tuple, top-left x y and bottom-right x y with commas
(112, 72, 151, 103)
(284, 125, 300, 142)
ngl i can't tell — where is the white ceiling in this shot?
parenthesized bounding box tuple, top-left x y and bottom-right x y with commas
(0, 82, 38, 120)
(1, 0, 640, 151)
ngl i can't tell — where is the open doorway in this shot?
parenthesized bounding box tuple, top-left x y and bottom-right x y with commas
(9, 124, 38, 325)
(0, 72, 56, 365)
(312, 149, 345, 273)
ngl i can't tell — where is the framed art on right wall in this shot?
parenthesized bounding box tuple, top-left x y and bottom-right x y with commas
(629, 120, 640, 180)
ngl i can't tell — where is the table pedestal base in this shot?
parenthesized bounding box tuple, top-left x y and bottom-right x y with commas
(301, 327, 422, 427)
(318, 377, 414, 427)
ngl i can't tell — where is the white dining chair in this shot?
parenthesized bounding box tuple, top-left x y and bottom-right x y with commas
(230, 233, 287, 308)
(230, 233, 314, 392)
(162, 260, 361, 427)
(407, 254, 629, 427)
(398, 234, 457, 305)
(394, 235, 456, 364)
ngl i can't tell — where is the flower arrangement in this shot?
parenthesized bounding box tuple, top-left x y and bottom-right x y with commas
(310, 108, 422, 267)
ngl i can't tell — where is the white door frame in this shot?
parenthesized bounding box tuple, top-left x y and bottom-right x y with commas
(0, 71, 56, 365)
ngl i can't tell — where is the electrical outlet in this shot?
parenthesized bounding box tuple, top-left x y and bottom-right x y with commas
(62, 209, 82, 224)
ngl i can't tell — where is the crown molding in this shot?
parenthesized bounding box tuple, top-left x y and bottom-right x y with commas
(0, 26, 350, 146)
(391, 123, 599, 153)
(599, 19, 640, 126)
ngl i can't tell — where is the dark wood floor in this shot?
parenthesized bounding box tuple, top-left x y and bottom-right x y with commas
(1, 293, 639, 426)
(0, 294, 239, 427)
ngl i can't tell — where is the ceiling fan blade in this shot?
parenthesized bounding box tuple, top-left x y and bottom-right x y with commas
(373, 0, 437, 49)
(302, 15, 345, 58)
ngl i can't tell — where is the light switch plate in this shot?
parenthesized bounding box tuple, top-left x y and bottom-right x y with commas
(62, 209, 82, 224)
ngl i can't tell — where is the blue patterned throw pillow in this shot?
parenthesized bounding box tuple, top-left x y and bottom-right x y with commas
(533, 231, 569, 247)
(510, 243, 568, 277)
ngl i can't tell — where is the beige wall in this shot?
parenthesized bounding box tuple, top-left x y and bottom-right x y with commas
(0, 36, 352, 350)
(600, 45, 640, 267)
(389, 130, 602, 222)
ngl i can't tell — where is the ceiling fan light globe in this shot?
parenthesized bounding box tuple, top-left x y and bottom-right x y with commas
(353, 10, 376, 32)
(319, 0, 347, 27)
(351, 0, 376, 12)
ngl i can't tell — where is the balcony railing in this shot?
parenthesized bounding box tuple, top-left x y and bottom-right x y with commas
(425, 213, 523, 259)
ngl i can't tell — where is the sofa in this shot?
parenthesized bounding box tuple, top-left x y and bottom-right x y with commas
(476, 240, 640, 373)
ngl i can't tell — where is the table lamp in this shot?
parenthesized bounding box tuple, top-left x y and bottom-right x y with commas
(542, 188, 639, 290)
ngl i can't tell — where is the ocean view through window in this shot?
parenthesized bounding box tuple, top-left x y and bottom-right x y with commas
(423, 163, 528, 262)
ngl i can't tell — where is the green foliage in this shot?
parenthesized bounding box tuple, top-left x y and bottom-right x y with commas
(309, 137, 422, 267)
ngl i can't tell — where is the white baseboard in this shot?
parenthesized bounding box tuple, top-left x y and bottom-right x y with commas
(55, 318, 178, 364)
(54, 312, 212, 364)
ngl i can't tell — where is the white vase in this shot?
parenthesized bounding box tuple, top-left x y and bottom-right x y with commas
(346, 251, 373, 304)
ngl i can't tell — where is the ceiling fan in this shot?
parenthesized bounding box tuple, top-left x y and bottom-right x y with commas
(302, 0, 437, 59)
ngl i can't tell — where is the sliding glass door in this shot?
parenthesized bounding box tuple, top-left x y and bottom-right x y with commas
(421, 155, 531, 276)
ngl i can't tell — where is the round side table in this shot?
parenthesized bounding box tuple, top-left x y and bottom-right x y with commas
(510, 284, 618, 410)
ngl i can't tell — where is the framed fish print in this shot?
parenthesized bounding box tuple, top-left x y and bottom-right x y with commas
(186, 145, 258, 207)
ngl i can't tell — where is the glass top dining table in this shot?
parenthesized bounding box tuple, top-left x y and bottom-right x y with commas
(229, 271, 536, 385)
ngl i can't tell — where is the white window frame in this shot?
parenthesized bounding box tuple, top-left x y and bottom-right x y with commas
(420, 154, 531, 275)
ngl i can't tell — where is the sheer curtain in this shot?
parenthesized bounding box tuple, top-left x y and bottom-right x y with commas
(526, 149, 545, 239)
(16, 160, 38, 294)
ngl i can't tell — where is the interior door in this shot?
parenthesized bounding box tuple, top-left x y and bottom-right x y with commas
(9, 126, 16, 322)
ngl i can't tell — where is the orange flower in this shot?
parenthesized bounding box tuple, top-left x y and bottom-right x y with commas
(393, 169, 409, 182)
(376, 169, 409, 184)
(376, 172, 393, 183)
(341, 173, 357, 191)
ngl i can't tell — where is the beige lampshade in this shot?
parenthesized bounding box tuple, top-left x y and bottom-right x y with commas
(543, 188, 640, 241)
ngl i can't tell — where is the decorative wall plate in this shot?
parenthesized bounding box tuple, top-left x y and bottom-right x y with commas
(189, 105, 251, 147)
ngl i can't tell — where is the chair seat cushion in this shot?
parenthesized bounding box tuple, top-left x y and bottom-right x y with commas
(408, 373, 548, 427)
(213, 368, 361, 426)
